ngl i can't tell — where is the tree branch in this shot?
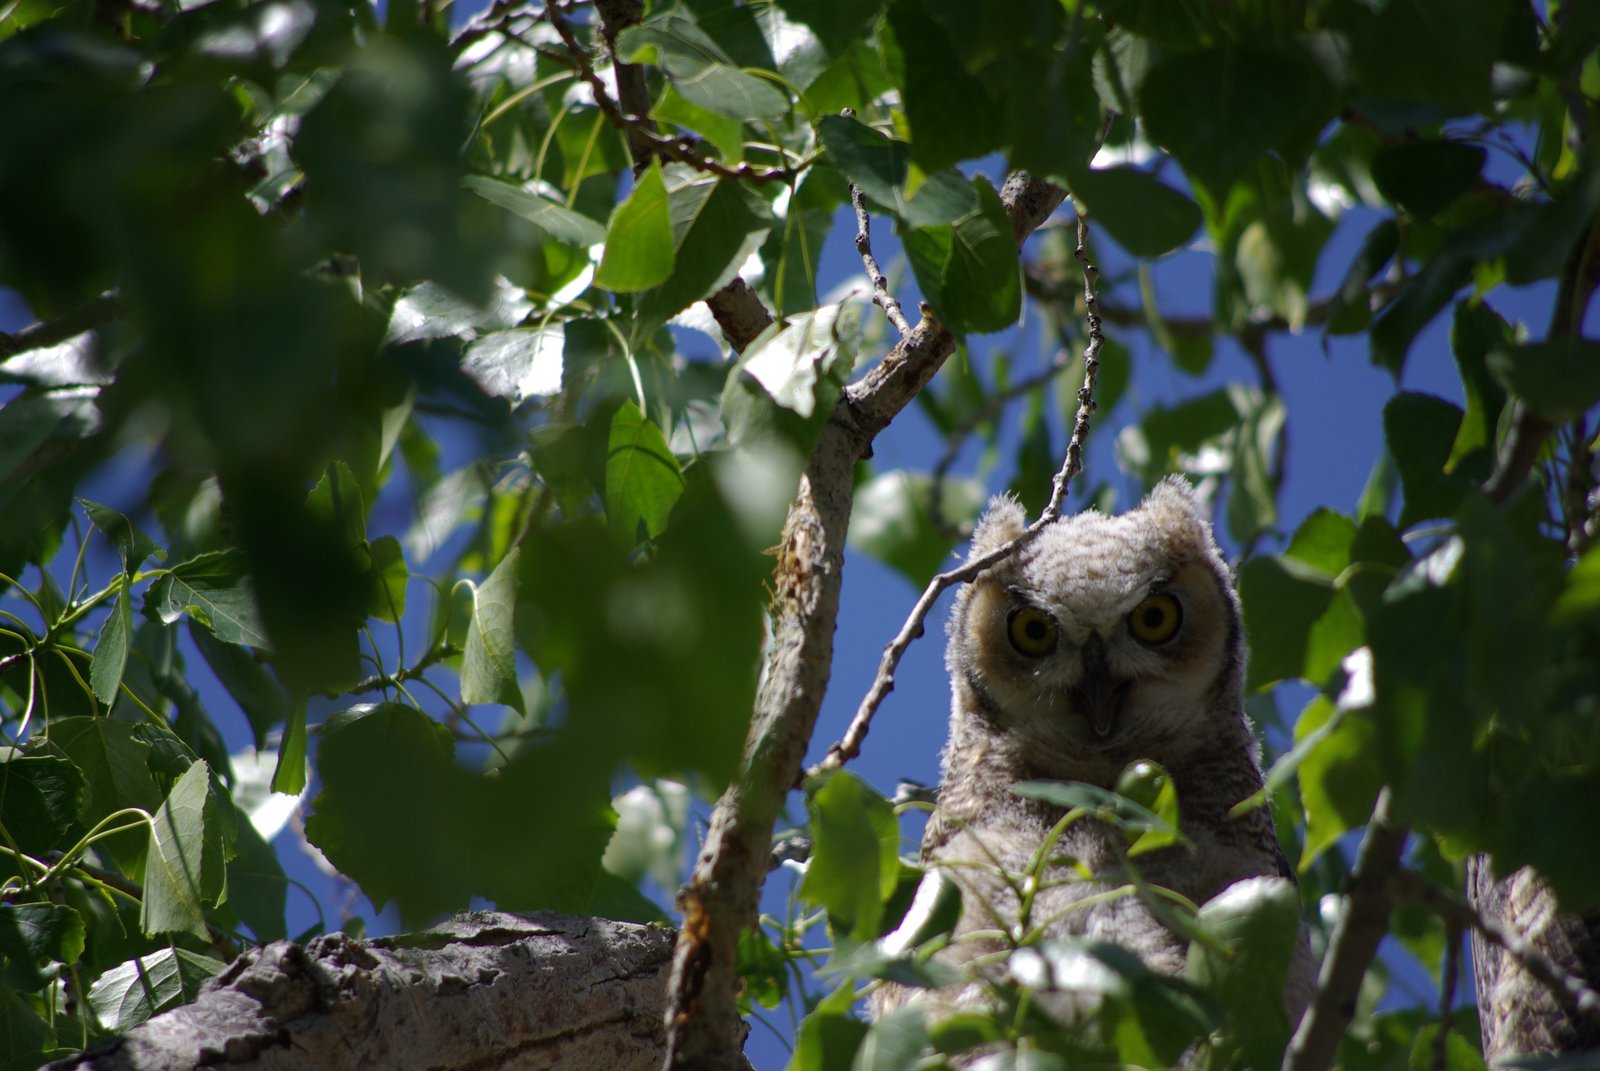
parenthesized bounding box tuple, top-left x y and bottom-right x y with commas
(1282, 788, 1409, 1071)
(1392, 869, 1600, 1033)
(814, 209, 1097, 777)
(0, 294, 120, 360)
(847, 166, 910, 340)
(52, 912, 673, 1071)
(660, 172, 1064, 1071)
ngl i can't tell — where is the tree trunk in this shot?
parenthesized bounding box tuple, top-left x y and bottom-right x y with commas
(1469, 858, 1600, 1060)
(51, 912, 673, 1071)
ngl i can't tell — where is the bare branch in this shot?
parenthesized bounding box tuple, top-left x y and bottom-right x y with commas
(1282, 789, 1409, 1071)
(848, 175, 911, 340)
(660, 173, 1064, 1071)
(1394, 869, 1600, 1031)
(703, 279, 774, 355)
(813, 209, 1099, 777)
(543, 4, 800, 185)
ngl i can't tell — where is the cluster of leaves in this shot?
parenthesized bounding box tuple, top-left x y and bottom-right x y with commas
(0, 0, 1596, 1068)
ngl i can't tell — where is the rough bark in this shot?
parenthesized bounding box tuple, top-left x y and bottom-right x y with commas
(660, 173, 1066, 1071)
(1469, 861, 1600, 1061)
(51, 912, 673, 1071)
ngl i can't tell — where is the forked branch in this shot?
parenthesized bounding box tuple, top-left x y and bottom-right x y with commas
(813, 210, 1103, 775)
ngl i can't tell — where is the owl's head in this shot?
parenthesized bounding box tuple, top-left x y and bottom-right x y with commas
(947, 477, 1244, 766)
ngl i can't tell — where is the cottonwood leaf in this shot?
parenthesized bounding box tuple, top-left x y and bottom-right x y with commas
(462, 327, 564, 404)
(596, 160, 674, 292)
(464, 175, 606, 246)
(0, 903, 85, 991)
(461, 549, 522, 712)
(89, 583, 133, 706)
(88, 948, 226, 1033)
(144, 551, 267, 648)
(605, 402, 685, 546)
(141, 760, 225, 940)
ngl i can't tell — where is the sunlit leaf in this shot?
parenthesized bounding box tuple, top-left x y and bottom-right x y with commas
(617, 15, 789, 121)
(89, 583, 133, 706)
(461, 548, 523, 712)
(595, 160, 674, 293)
(462, 326, 564, 404)
(144, 551, 268, 648)
(142, 760, 225, 940)
(800, 770, 901, 940)
(605, 402, 685, 546)
(87, 948, 227, 1033)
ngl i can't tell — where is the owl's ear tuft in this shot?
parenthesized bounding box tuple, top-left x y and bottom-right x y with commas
(1142, 476, 1217, 555)
(969, 495, 1028, 560)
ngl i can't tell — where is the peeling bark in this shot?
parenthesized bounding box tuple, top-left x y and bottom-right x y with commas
(51, 912, 673, 1071)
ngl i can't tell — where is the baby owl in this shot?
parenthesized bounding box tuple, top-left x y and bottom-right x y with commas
(906, 477, 1314, 1031)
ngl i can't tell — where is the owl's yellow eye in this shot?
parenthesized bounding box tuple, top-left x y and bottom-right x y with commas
(1128, 593, 1182, 645)
(1007, 607, 1058, 657)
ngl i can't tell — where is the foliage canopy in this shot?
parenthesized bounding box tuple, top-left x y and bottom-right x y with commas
(0, 0, 1597, 1068)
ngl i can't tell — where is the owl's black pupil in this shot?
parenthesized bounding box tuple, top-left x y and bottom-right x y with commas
(1025, 619, 1047, 641)
(1142, 607, 1164, 629)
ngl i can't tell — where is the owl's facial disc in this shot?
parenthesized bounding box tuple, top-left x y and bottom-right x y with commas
(1070, 633, 1131, 738)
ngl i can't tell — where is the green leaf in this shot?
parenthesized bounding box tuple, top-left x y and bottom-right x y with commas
(1238, 557, 1335, 691)
(463, 175, 606, 247)
(854, 1007, 930, 1071)
(595, 160, 674, 293)
(461, 548, 523, 712)
(1185, 877, 1301, 1071)
(461, 326, 564, 404)
(848, 470, 984, 588)
(902, 175, 1020, 334)
(817, 114, 910, 216)
(87, 948, 227, 1033)
(225, 815, 288, 943)
(1371, 140, 1486, 218)
(776, 0, 880, 56)
(1115, 760, 1182, 858)
(365, 535, 408, 623)
(89, 583, 133, 706)
(1486, 337, 1600, 425)
(605, 402, 685, 546)
(880, 0, 1001, 171)
(81, 499, 164, 574)
(144, 551, 268, 647)
(1141, 44, 1338, 199)
(0, 903, 85, 991)
(1068, 167, 1201, 258)
(1447, 301, 1512, 473)
(306, 702, 615, 922)
(1384, 392, 1482, 526)
(142, 760, 226, 940)
(635, 172, 774, 335)
(1324, 218, 1399, 336)
(738, 302, 860, 418)
(617, 16, 790, 121)
(50, 715, 162, 828)
(1351, 0, 1506, 118)
(270, 695, 308, 796)
(1014, 780, 1191, 852)
(800, 770, 901, 941)
(305, 460, 366, 549)
(1283, 510, 1360, 579)
(1226, 390, 1285, 545)
(790, 1001, 869, 1071)
(0, 749, 84, 856)
(1295, 696, 1382, 866)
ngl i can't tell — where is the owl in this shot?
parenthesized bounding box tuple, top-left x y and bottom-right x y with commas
(890, 477, 1314, 1038)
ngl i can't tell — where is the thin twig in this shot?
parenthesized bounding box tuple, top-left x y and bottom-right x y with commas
(845, 133, 910, 339)
(1282, 788, 1410, 1071)
(1434, 920, 1461, 1071)
(1392, 868, 1600, 1029)
(812, 211, 1102, 776)
(543, 3, 802, 184)
(926, 349, 1074, 540)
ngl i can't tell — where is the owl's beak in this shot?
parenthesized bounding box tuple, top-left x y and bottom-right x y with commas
(1074, 634, 1130, 738)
